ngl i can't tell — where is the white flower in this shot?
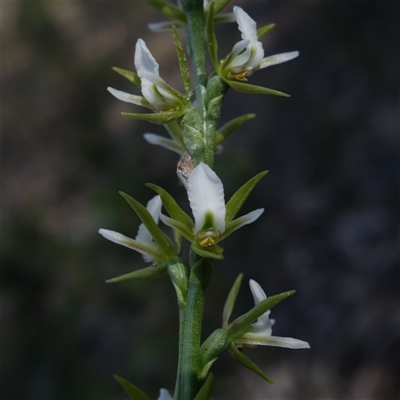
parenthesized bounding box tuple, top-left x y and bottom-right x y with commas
(235, 280, 310, 349)
(158, 388, 173, 400)
(135, 39, 183, 112)
(99, 195, 163, 263)
(186, 163, 263, 246)
(228, 6, 264, 76)
(108, 39, 185, 113)
(223, 7, 299, 81)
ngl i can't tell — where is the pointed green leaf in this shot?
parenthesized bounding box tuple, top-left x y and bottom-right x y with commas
(119, 192, 176, 257)
(122, 110, 184, 125)
(112, 67, 141, 87)
(206, 2, 219, 71)
(143, 0, 187, 24)
(146, 183, 194, 229)
(214, 0, 232, 14)
(172, 26, 191, 96)
(159, 213, 195, 242)
(225, 171, 268, 222)
(106, 264, 167, 283)
(228, 291, 295, 339)
(194, 373, 214, 400)
(215, 113, 256, 145)
(223, 273, 244, 328)
(113, 375, 150, 400)
(224, 79, 290, 97)
(191, 242, 224, 260)
(228, 344, 275, 384)
(173, 228, 183, 255)
(257, 23, 276, 39)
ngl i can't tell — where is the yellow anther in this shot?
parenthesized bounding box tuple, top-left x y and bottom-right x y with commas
(199, 236, 216, 247)
(232, 71, 249, 82)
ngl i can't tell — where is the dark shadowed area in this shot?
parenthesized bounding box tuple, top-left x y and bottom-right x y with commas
(2, 1, 399, 399)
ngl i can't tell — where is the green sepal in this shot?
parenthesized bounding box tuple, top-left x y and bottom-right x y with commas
(222, 273, 244, 328)
(119, 191, 176, 258)
(228, 343, 275, 384)
(122, 110, 184, 125)
(112, 67, 141, 87)
(113, 375, 150, 400)
(160, 214, 195, 242)
(225, 170, 268, 222)
(215, 113, 256, 145)
(257, 23, 276, 39)
(173, 228, 183, 255)
(228, 291, 295, 339)
(194, 373, 214, 400)
(191, 242, 224, 260)
(220, 212, 263, 241)
(106, 264, 167, 283)
(143, 0, 187, 24)
(172, 26, 191, 97)
(206, 2, 219, 71)
(167, 257, 188, 308)
(199, 328, 231, 373)
(146, 183, 194, 229)
(223, 79, 290, 97)
(213, 0, 232, 14)
(165, 120, 185, 146)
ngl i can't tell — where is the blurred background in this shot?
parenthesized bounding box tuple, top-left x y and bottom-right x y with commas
(2, 1, 399, 399)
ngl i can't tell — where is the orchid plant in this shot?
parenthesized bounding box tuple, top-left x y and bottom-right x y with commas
(101, 1, 309, 399)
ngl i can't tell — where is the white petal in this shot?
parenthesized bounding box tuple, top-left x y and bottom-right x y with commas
(107, 87, 149, 108)
(148, 21, 175, 32)
(230, 39, 250, 59)
(187, 163, 226, 234)
(135, 195, 162, 248)
(235, 333, 310, 349)
(233, 6, 258, 42)
(98, 228, 156, 262)
(158, 388, 173, 400)
(259, 51, 299, 69)
(134, 38, 160, 77)
(143, 133, 184, 154)
(249, 279, 273, 334)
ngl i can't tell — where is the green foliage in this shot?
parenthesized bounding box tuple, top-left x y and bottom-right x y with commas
(222, 273, 244, 328)
(225, 171, 268, 222)
(113, 375, 150, 400)
(112, 67, 141, 86)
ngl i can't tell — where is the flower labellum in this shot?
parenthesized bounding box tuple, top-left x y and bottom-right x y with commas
(187, 162, 226, 246)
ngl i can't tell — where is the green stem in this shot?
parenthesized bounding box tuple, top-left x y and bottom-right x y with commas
(180, 0, 207, 118)
(175, 254, 213, 400)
